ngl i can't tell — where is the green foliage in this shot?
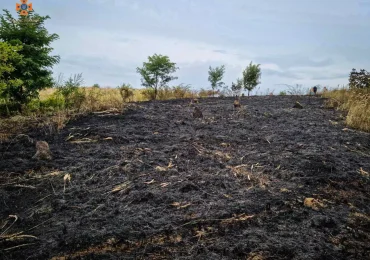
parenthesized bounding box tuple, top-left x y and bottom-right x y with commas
(241, 62, 261, 96)
(92, 83, 100, 88)
(136, 54, 179, 100)
(0, 9, 60, 109)
(208, 65, 225, 96)
(56, 73, 85, 111)
(0, 41, 23, 115)
(279, 91, 287, 96)
(119, 83, 134, 102)
(349, 69, 370, 89)
(231, 78, 243, 96)
(26, 94, 64, 113)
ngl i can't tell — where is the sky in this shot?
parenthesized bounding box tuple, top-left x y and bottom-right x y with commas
(4, 0, 370, 93)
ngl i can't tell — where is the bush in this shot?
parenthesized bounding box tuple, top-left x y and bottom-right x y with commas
(349, 69, 370, 89)
(119, 84, 134, 102)
(85, 87, 102, 111)
(141, 88, 156, 100)
(279, 91, 287, 95)
(157, 86, 173, 100)
(172, 84, 191, 99)
(56, 73, 86, 111)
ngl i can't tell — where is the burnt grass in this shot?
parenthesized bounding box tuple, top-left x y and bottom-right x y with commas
(1, 96, 369, 260)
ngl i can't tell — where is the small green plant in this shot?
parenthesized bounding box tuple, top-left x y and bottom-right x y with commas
(279, 91, 287, 96)
(56, 73, 86, 111)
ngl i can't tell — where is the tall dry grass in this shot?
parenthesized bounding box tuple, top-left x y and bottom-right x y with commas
(323, 88, 370, 132)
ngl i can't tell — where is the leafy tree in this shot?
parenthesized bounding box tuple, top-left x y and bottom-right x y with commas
(349, 68, 370, 89)
(0, 9, 60, 110)
(0, 42, 23, 115)
(92, 83, 100, 88)
(136, 54, 179, 100)
(241, 62, 261, 96)
(208, 65, 225, 96)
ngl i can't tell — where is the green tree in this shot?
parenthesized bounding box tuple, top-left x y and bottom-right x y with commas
(0, 9, 60, 110)
(242, 62, 261, 96)
(0, 42, 23, 115)
(136, 54, 179, 100)
(208, 65, 225, 96)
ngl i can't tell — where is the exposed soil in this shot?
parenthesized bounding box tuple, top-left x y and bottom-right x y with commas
(1, 96, 369, 260)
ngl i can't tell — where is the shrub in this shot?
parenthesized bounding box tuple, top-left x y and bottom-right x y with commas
(56, 73, 86, 111)
(84, 86, 102, 111)
(119, 83, 134, 102)
(349, 69, 370, 89)
(141, 88, 156, 100)
(323, 87, 370, 132)
(172, 84, 191, 99)
(279, 91, 287, 96)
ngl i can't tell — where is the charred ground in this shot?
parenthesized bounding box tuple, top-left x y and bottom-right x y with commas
(0, 96, 369, 260)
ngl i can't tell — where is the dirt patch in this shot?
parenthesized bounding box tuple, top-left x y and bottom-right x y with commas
(1, 96, 369, 259)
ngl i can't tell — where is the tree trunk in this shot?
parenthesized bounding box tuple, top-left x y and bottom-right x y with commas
(248, 90, 250, 96)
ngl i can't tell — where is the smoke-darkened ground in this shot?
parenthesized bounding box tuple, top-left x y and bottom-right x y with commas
(1, 96, 369, 260)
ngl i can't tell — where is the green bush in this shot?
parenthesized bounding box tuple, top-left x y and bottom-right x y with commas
(56, 73, 86, 111)
(0, 9, 60, 109)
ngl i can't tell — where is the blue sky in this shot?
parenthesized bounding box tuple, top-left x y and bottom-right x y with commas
(5, 0, 370, 93)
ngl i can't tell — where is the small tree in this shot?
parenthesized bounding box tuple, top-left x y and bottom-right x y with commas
(231, 78, 243, 96)
(136, 54, 179, 100)
(0, 9, 60, 110)
(56, 73, 85, 110)
(208, 65, 225, 96)
(242, 62, 261, 96)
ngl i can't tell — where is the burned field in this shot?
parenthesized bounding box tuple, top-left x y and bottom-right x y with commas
(1, 96, 369, 260)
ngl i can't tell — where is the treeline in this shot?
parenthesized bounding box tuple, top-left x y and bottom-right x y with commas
(0, 8, 263, 116)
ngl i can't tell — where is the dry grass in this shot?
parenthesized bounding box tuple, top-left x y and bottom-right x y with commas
(323, 88, 370, 132)
(0, 113, 71, 140)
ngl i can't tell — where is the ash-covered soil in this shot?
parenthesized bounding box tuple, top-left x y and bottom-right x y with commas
(0, 96, 369, 260)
